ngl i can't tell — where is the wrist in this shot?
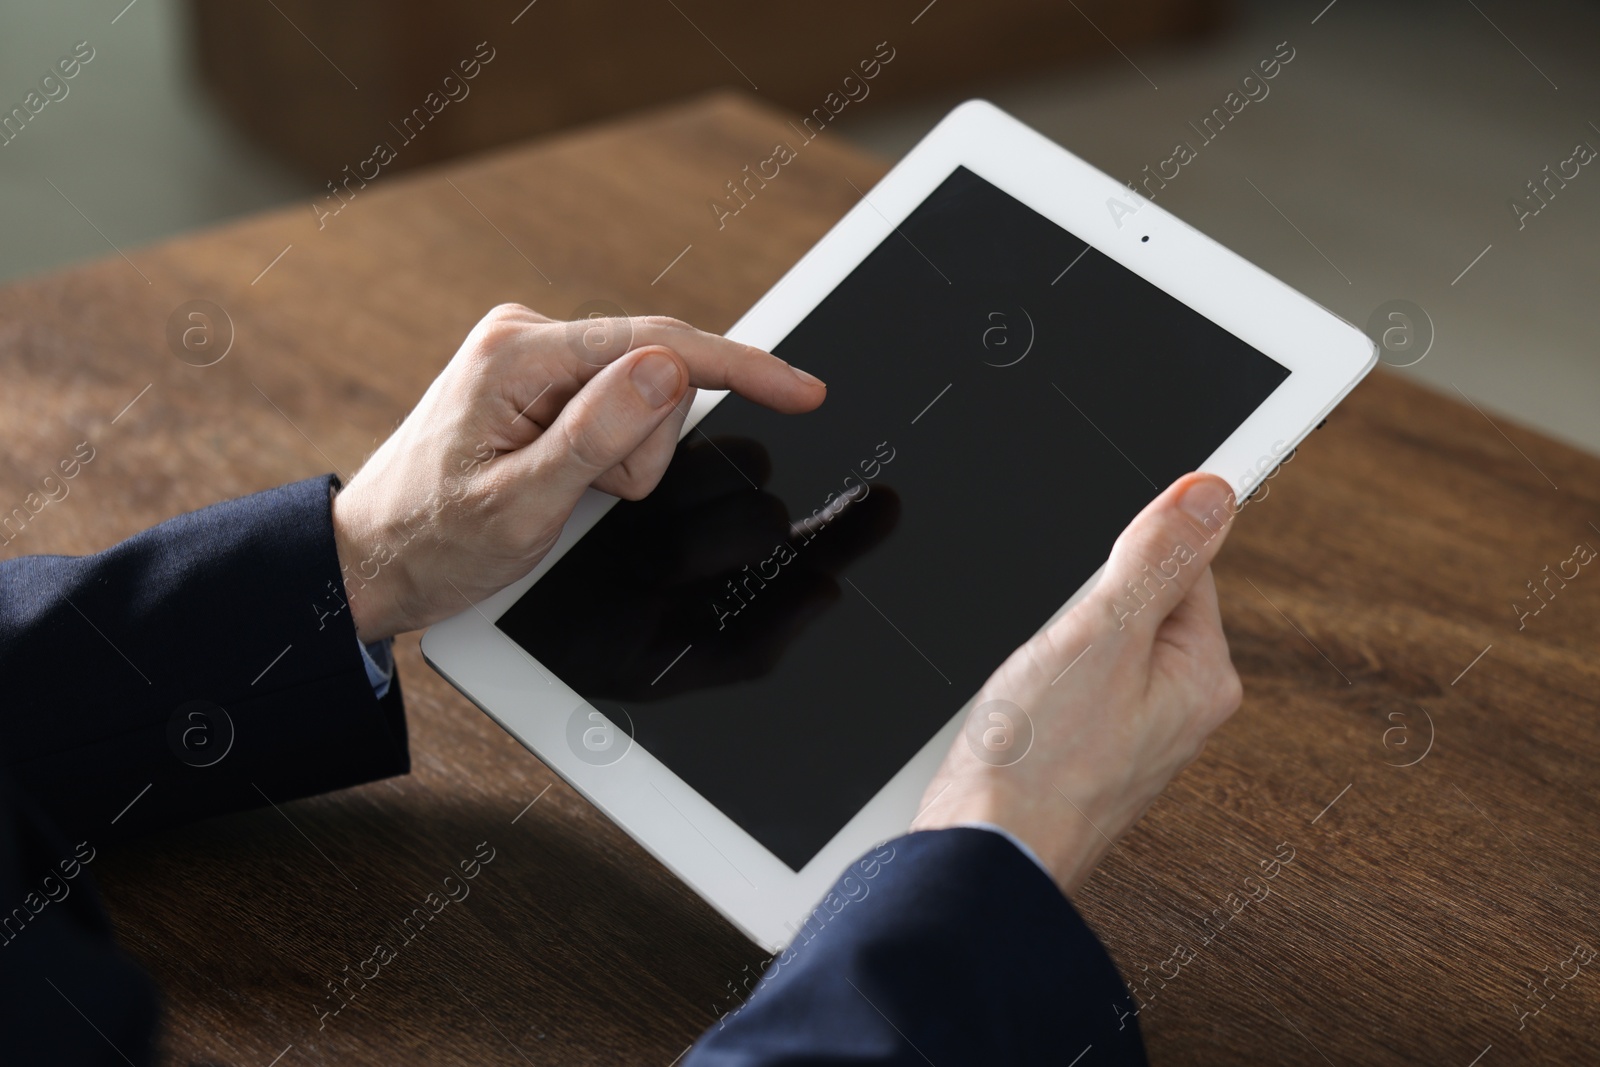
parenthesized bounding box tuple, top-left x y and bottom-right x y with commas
(912, 775, 1110, 896)
(331, 482, 411, 642)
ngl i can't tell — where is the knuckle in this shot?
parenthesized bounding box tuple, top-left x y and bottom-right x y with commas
(1033, 622, 1065, 667)
(1019, 634, 1057, 686)
(557, 399, 618, 473)
(1214, 665, 1244, 718)
(476, 310, 531, 351)
(607, 467, 655, 501)
(641, 314, 691, 332)
(471, 460, 511, 499)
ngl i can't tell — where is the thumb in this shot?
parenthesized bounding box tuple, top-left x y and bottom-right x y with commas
(1093, 473, 1236, 640)
(507, 344, 689, 510)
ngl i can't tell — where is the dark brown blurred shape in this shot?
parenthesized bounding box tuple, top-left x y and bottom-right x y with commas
(189, 0, 1229, 179)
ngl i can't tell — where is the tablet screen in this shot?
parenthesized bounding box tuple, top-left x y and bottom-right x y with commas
(497, 165, 1289, 871)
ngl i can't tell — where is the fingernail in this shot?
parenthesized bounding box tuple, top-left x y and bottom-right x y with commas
(789, 364, 826, 387)
(632, 351, 681, 406)
(1180, 476, 1231, 523)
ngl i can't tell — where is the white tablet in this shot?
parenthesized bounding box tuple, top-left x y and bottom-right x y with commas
(420, 99, 1376, 951)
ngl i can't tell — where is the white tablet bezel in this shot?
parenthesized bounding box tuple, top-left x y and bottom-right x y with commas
(420, 99, 1377, 952)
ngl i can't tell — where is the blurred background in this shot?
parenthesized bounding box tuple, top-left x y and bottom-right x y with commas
(2, 0, 1596, 453)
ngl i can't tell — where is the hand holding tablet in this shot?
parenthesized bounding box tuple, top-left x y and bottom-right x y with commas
(912, 471, 1243, 895)
(422, 99, 1376, 948)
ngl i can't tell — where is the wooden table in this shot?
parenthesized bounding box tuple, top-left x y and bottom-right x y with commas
(3, 92, 1597, 1065)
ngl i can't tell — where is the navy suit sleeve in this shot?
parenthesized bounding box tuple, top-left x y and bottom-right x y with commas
(0, 775, 159, 1065)
(0, 474, 411, 1063)
(0, 473, 410, 844)
(686, 828, 1147, 1066)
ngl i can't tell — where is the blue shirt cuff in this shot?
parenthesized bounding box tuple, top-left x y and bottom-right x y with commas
(356, 635, 395, 699)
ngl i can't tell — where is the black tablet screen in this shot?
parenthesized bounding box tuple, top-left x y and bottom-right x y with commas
(497, 166, 1289, 871)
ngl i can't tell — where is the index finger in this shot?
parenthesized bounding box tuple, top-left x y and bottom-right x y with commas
(598, 316, 827, 414)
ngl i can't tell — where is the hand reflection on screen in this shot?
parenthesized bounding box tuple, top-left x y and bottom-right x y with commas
(510, 435, 900, 701)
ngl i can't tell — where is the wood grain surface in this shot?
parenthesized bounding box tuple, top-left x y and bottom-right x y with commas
(1, 91, 1596, 1066)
